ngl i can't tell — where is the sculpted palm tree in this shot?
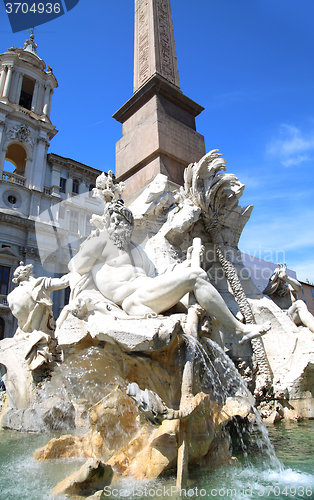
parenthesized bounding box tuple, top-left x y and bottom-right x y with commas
(182, 150, 273, 394)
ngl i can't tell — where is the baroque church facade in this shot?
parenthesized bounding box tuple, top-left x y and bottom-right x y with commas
(0, 35, 103, 339)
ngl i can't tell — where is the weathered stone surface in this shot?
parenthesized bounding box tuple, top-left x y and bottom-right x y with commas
(265, 410, 281, 424)
(2, 402, 75, 432)
(105, 391, 251, 480)
(87, 314, 182, 352)
(107, 423, 176, 480)
(251, 296, 314, 419)
(52, 458, 113, 497)
(55, 314, 90, 349)
(34, 433, 109, 462)
(34, 435, 77, 460)
(86, 491, 105, 500)
(0, 337, 36, 409)
(34, 388, 141, 462)
(88, 388, 140, 452)
(198, 428, 236, 469)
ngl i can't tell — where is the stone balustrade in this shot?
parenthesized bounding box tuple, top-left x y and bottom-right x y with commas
(0, 295, 9, 307)
(2, 171, 26, 186)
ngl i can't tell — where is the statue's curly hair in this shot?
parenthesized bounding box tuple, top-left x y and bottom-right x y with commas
(12, 262, 34, 283)
(103, 200, 134, 228)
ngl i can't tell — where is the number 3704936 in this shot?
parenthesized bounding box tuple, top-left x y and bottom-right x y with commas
(5, 3, 61, 14)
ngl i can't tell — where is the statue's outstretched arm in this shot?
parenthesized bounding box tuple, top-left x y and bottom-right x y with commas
(68, 230, 107, 275)
(285, 276, 302, 294)
(48, 273, 71, 291)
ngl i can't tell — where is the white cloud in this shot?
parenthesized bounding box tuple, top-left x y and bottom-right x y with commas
(281, 154, 309, 167)
(241, 215, 314, 252)
(267, 124, 314, 167)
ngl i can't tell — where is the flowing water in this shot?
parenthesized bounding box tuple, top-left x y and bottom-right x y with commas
(0, 422, 313, 500)
(0, 338, 313, 500)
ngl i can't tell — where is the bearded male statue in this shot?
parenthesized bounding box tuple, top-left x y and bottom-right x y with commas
(60, 200, 270, 345)
(58, 200, 270, 344)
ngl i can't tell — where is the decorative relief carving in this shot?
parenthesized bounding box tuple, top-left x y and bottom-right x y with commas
(156, 0, 175, 84)
(7, 124, 34, 150)
(37, 137, 50, 148)
(26, 246, 40, 260)
(138, 0, 149, 85)
(18, 245, 40, 260)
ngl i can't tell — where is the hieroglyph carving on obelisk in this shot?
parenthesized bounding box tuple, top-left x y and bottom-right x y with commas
(134, 0, 180, 92)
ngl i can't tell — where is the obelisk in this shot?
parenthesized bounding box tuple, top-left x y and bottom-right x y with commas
(113, 0, 206, 200)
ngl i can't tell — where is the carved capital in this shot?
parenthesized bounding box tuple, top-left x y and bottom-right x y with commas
(37, 137, 49, 148)
(25, 246, 40, 259)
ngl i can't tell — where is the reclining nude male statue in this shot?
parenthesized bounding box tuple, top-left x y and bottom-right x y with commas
(62, 200, 270, 345)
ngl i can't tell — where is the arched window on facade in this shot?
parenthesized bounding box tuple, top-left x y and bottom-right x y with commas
(89, 184, 95, 198)
(4, 144, 27, 177)
(19, 76, 35, 111)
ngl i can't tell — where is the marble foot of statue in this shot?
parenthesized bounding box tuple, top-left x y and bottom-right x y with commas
(236, 321, 271, 346)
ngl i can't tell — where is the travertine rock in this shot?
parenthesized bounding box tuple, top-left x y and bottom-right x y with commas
(52, 458, 113, 497)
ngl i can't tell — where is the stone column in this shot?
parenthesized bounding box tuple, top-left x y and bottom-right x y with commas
(66, 172, 72, 199)
(24, 157, 33, 189)
(37, 83, 45, 114)
(31, 82, 39, 113)
(47, 88, 53, 118)
(2, 66, 13, 99)
(79, 180, 86, 196)
(0, 66, 7, 97)
(32, 137, 49, 191)
(14, 71, 23, 104)
(42, 84, 51, 116)
(51, 164, 61, 196)
(0, 120, 5, 178)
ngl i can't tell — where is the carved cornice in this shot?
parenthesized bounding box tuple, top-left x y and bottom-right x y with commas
(0, 212, 35, 229)
(113, 73, 204, 124)
(47, 153, 102, 179)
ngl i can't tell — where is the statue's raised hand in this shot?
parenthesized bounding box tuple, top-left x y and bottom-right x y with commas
(277, 263, 287, 281)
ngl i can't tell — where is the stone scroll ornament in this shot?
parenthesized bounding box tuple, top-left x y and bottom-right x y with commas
(182, 150, 273, 396)
(4, 1, 80, 33)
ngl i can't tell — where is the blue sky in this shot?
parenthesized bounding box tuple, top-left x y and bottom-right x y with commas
(0, 0, 313, 282)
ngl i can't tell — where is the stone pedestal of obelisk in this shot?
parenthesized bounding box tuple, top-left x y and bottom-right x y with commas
(113, 0, 206, 200)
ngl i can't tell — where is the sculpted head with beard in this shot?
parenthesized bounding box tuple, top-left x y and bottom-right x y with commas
(103, 201, 134, 250)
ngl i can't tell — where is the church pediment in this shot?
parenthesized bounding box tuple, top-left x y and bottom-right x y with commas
(0, 246, 21, 260)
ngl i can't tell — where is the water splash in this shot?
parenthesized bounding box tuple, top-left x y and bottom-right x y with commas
(183, 334, 282, 471)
